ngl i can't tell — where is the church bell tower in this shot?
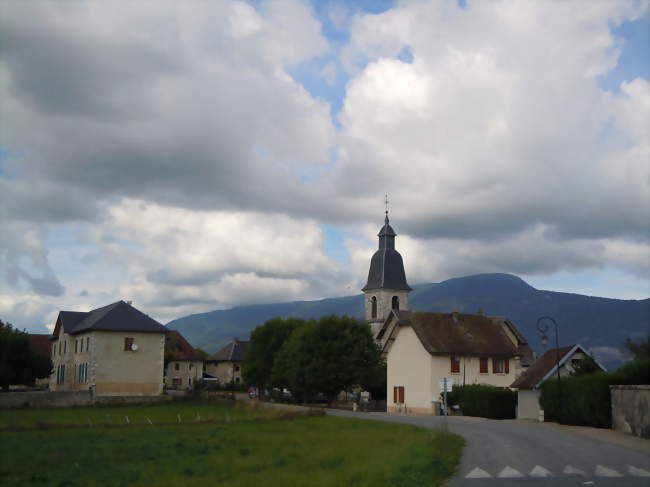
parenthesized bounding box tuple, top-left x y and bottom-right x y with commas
(362, 205, 411, 337)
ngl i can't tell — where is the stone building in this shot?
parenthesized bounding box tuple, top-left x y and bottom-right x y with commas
(164, 330, 204, 390)
(204, 339, 249, 385)
(49, 300, 167, 396)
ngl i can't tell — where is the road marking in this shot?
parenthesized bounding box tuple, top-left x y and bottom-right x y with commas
(466, 468, 491, 478)
(529, 466, 552, 477)
(498, 466, 524, 478)
(595, 465, 623, 477)
(563, 465, 587, 476)
(629, 466, 650, 477)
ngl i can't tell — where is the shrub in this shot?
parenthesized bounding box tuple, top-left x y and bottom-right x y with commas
(540, 373, 612, 427)
(539, 360, 650, 428)
(447, 384, 516, 419)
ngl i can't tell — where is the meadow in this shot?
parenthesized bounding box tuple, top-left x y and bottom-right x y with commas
(0, 400, 463, 487)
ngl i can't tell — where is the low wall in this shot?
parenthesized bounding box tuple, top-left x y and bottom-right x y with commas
(0, 391, 93, 409)
(610, 385, 650, 438)
(0, 391, 176, 409)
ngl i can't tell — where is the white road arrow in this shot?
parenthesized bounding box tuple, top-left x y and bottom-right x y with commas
(498, 466, 524, 478)
(595, 465, 623, 477)
(529, 465, 553, 477)
(465, 468, 491, 479)
(563, 465, 587, 476)
(629, 466, 650, 477)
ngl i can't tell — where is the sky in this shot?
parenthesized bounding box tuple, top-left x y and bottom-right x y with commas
(1, 0, 648, 334)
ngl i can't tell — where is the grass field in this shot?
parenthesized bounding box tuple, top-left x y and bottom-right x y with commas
(0, 401, 464, 487)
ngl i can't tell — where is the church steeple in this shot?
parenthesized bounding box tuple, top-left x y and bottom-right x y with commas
(362, 204, 411, 334)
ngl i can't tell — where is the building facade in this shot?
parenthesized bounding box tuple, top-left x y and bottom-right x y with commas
(164, 330, 204, 390)
(49, 301, 167, 396)
(204, 339, 249, 385)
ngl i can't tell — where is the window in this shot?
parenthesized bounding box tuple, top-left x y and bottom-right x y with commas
(80, 338, 83, 353)
(86, 337, 90, 351)
(57, 364, 66, 385)
(75, 340, 78, 353)
(235, 377, 240, 384)
(571, 358, 582, 369)
(480, 357, 488, 374)
(450, 356, 461, 373)
(174, 362, 180, 371)
(493, 358, 509, 374)
(189, 378, 192, 387)
(371, 296, 377, 318)
(189, 363, 194, 370)
(234, 365, 240, 372)
(172, 378, 181, 388)
(52, 344, 56, 357)
(393, 386, 405, 404)
(392, 296, 399, 311)
(124, 337, 134, 351)
(64, 340, 67, 354)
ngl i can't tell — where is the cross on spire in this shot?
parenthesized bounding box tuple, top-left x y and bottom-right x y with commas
(385, 193, 389, 222)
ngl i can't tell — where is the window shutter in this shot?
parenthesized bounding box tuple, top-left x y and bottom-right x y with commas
(480, 357, 487, 373)
(398, 386, 404, 404)
(393, 386, 397, 403)
(505, 359, 509, 374)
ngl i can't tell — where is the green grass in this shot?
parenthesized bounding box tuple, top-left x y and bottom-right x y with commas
(0, 404, 463, 487)
(0, 399, 282, 429)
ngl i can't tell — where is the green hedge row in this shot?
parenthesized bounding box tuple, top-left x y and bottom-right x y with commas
(447, 384, 516, 419)
(540, 359, 650, 428)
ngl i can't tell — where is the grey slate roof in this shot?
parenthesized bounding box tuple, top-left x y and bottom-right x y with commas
(55, 301, 167, 336)
(362, 214, 411, 291)
(207, 339, 249, 362)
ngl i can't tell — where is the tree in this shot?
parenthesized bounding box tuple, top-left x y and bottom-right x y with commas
(0, 320, 52, 389)
(272, 315, 382, 404)
(570, 354, 601, 376)
(243, 317, 306, 396)
(623, 335, 650, 362)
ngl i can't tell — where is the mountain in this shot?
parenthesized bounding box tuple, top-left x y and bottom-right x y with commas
(166, 273, 649, 369)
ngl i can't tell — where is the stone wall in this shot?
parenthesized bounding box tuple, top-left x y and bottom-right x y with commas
(610, 385, 650, 438)
(0, 391, 93, 409)
(0, 390, 176, 409)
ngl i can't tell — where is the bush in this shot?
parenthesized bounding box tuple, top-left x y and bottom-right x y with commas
(540, 373, 612, 427)
(539, 360, 650, 428)
(447, 384, 516, 419)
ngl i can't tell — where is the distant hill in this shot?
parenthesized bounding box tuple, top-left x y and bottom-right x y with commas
(166, 273, 649, 369)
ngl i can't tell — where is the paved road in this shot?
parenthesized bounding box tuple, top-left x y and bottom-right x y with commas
(326, 409, 650, 486)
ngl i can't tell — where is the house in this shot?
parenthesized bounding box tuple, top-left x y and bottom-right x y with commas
(49, 300, 167, 396)
(204, 339, 249, 385)
(362, 212, 533, 414)
(511, 344, 606, 420)
(164, 330, 204, 390)
(378, 310, 533, 413)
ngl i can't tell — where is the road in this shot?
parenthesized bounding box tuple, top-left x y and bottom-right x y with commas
(326, 409, 650, 486)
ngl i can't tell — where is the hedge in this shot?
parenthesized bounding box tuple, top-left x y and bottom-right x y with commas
(539, 360, 649, 428)
(447, 384, 516, 419)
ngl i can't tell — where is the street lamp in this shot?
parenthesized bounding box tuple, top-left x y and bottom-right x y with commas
(536, 316, 563, 424)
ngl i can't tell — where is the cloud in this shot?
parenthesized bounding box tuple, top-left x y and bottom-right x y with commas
(0, 0, 647, 330)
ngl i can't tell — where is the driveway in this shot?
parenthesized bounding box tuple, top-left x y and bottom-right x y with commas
(326, 409, 650, 486)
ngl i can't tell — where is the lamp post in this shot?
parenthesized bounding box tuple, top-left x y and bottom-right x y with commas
(536, 316, 563, 424)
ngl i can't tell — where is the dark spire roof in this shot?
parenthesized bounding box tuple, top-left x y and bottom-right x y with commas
(362, 213, 411, 291)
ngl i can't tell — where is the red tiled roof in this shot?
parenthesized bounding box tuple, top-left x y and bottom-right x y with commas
(29, 334, 52, 359)
(510, 345, 576, 389)
(407, 312, 521, 357)
(165, 330, 203, 361)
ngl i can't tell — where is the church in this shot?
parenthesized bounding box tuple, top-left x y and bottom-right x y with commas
(362, 211, 533, 414)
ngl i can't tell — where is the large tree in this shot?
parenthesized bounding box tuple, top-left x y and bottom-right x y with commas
(243, 317, 306, 396)
(272, 315, 383, 403)
(0, 320, 52, 389)
(623, 335, 650, 362)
